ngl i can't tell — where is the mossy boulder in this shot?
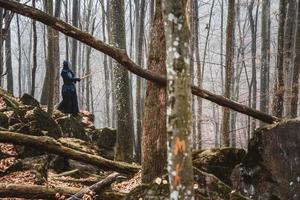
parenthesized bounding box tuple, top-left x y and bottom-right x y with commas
(193, 148, 246, 185)
(126, 170, 249, 200)
(231, 120, 300, 200)
(90, 127, 116, 159)
(24, 107, 62, 138)
(20, 93, 40, 107)
(0, 112, 8, 128)
(56, 116, 89, 141)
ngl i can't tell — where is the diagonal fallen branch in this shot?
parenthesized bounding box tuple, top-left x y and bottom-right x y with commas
(67, 172, 121, 200)
(0, 0, 279, 124)
(0, 130, 140, 174)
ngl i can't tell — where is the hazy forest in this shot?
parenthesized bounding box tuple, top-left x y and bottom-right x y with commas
(0, 0, 299, 199)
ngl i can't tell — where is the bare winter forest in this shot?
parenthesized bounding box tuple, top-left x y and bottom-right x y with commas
(0, 0, 299, 199)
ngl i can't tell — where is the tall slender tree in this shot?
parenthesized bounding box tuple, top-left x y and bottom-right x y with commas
(16, 15, 22, 96)
(71, 0, 79, 73)
(248, 0, 259, 133)
(53, 0, 62, 104)
(272, 0, 287, 117)
(291, 0, 300, 118)
(260, 0, 271, 119)
(46, 0, 55, 115)
(0, 8, 3, 87)
(222, 0, 235, 147)
(109, 0, 134, 162)
(31, 0, 37, 97)
(5, 15, 13, 94)
(135, 0, 146, 163)
(283, 0, 296, 117)
(164, 0, 194, 198)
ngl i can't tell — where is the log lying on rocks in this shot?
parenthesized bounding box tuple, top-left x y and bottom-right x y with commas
(0, 130, 140, 174)
(0, 183, 125, 200)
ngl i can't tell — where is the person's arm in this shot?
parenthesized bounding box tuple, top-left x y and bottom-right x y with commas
(62, 70, 81, 82)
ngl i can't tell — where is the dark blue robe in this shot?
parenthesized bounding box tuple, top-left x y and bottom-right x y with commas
(57, 66, 80, 114)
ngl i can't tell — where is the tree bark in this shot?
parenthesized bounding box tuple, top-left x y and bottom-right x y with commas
(53, 0, 62, 104)
(248, 0, 259, 133)
(109, 0, 134, 162)
(135, 0, 146, 164)
(272, 0, 286, 118)
(16, 14, 22, 96)
(283, 0, 297, 117)
(0, 8, 3, 87)
(260, 0, 271, 119)
(71, 0, 79, 73)
(193, 0, 202, 149)
(222, 0, 235, 147)
(164, 0, 195, 198)
(0, 0, 279, 124)
(0, 130, 140, 174)
(291, 0, 300, 118)
(141, 0, 167, 184)
(46, 0, 55, 115)
(5, 21, 13, 94)
(31, 0, 37, 97)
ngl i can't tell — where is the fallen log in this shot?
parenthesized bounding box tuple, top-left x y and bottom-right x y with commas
(0, 0, 279, 124)
(0, 130, 140, 174)
(0, 183, 79, 199)
(0, 183, 125, 200)
(68, 172, 121, 200)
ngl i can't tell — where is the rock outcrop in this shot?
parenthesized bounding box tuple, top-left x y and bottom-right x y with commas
(231, 120, 300, 200)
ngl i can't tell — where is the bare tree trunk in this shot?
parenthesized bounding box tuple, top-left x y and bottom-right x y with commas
(5, 20, 13, 94)
(53, 0, 62, 105)
(194, 0, 201, 149)
(260, 0, 271, 121)
(101, 1, 110, 126)
(222, 0, 235, 147)
(141, 0, 166, 183)
(109, 0, 134, 162)
(85, 0, 94, 112)
(272, 0, 286, 118)
(16, 15, 22, 96)
(135, 0, 146, 163)
(164, 0, 194, 198)
(64, 0, 69, 60)
(248, 0, 259, 134)
(31, 0, 37, 97)
(46, 0, 55, 115)
(0, 8, 3, 87)
(283, 0, 296, 117)
(71, 0, 79, 74)
(189, 0, 196, 148)
(40, 2, 49, 105)
(291, 0, 300, 118)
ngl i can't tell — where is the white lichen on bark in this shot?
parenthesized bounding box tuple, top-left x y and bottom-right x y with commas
(163, 0, 195, 199)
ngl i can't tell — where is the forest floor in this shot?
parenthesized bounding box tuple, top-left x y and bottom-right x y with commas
(0, 142, 141, 199)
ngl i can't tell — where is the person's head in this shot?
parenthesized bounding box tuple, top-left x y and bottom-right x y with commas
(63, 60, 70, 69)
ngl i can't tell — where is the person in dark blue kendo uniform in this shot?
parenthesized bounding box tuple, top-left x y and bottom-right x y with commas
(57, 60, 81, 116)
